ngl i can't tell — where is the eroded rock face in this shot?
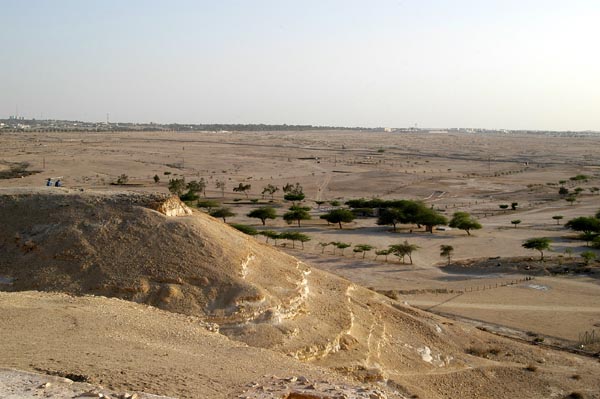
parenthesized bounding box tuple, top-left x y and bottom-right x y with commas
(147, 196, 192, 217)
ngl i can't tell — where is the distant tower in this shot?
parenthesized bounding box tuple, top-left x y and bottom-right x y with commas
(106, 113, 110, 124)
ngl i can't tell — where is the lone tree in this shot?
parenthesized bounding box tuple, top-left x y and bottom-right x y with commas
(210, 207, 235, 223)
(522, 237, 551, 260)
(283, 205, 311, 227)
(511, 202, 519, 210)
(511, 219, 522, 228)
(215, 179, 226, 197)
(353, 244, 374, 259)
(261, 184, 279, 200)
(335, 242, 351, 256)
(321, 208, 355, 229)
(449, 212, 482, 236)
(440, 245, 454, 265)
(389, 240, 419, 264)
(499, 204, 509, 212)
(168, 177, 186, 196)
(558, 187, 569, 196)
(565, 195, 577, 206)
(233, 183, 252, 198)
(247, 206, 277, 226)
(318, 242, 330, 253)
(552, 215, 563, 225)
(153, 174, 160, 184)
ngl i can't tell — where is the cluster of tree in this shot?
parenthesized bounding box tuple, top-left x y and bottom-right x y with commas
(169, 177, 207, 201)
(558, 184, 598, 204)
(318, 240, 419, 264)
(258, 230, 311, 249)
(374, 201, 448, 233)
(565, 210, 600, 247)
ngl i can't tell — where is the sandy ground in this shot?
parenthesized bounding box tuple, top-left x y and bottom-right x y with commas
(1, 129, 600, 396)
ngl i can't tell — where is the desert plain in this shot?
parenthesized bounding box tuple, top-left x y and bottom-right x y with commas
(1, 128, 600, 398)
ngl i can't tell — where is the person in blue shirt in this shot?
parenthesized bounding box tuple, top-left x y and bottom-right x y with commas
(46, 178, 52, 186)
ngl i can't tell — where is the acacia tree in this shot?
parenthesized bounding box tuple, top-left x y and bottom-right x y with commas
(552, 215, 563, 225)
(353, 244, 374, 259)
(168, 177, 186, 196)
(247, 206, 277, 226)
(389, 240, 419, 264)
(449, 212, 482, 236)
(209, 207, 235, 222)
(282, 183, 305, 203)
(233, 183, 252, 198)
(376, 208, 405, 232)
(417, 208, 448, 234)
(284, 191, 305, 203)
(262, 184, 279, 200)
(280, 231, 310, 249)
(375, 249, 391, 262)
(318, 242, 330, 253)
(215, 179, 226, 197)
(522, 237, 551, 260)
(335, 242, 351, 255)
(321, 208, 355, 229)
(283, 205, 311, 227)
(565, 217, 600, 235)
(259, 230, 280, 245)
(511, 219, 522, 228)
(182, 180, 204, 200)
(440, 245, 454, 265)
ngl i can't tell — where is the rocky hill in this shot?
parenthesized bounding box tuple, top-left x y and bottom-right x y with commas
(1, 188, 599, 398)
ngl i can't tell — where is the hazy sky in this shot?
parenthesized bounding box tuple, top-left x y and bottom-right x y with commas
(1, 0, 599, 130)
